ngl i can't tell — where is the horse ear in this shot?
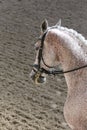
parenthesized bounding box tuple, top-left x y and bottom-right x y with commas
(56, 19, 61, 27)
(41, 19, 48, 32)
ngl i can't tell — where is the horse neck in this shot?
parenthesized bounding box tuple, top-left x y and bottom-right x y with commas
(50, 29, 87, 95)
(50, 29, 85, 68)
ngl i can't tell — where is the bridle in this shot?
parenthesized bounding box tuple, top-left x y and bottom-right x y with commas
(33, 29, 87, 75)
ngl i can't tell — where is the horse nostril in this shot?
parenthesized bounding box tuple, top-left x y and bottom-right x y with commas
(30, 72, 33, 79)
(30, 70, 35, 78)
(30, 72, 36, 81)
(30, 75, 34, 80)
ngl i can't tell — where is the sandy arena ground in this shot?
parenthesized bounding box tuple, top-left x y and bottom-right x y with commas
(0, 0, 87, 130)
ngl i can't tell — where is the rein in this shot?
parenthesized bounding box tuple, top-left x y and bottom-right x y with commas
(33, 29, 87, 75)
(39, 64, 87, 75)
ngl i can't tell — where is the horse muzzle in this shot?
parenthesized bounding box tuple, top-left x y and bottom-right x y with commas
(30, 70, 46, 85)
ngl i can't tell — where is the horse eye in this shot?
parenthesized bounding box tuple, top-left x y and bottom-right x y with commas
(35, 46, 39, 51)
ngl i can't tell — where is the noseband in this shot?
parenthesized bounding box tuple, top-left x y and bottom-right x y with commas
(33, 30, 87, 75)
